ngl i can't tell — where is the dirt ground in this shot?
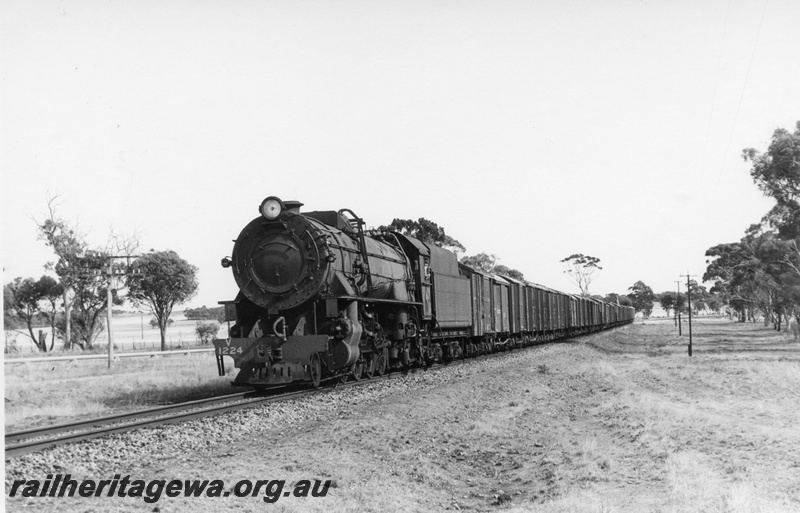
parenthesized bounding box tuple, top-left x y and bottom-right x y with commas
(6, 318, 800, 512)
(238, 319, 799, 512)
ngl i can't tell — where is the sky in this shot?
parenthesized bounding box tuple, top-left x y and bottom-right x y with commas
(2, 0, 799, 310)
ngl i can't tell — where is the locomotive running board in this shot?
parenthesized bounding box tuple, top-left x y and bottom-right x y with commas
(331, 296, 422, 306)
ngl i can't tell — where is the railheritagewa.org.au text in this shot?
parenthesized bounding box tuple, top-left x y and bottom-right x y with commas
(8, 474, 332, 503)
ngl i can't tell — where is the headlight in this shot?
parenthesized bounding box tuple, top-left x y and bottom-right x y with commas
(259, 196, 284, 220)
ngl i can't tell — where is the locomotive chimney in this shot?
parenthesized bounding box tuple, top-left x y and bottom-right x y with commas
(283, 201, 303, 214)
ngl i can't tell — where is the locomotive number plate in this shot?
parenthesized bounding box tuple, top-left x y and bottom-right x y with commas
(217, 346, 244, 355)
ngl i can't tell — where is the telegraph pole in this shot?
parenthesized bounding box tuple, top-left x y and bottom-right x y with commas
(675, 280, 682, 335)
(681, 273, 696, 357)
(107, 259, 114, 368)
(105, 254, 141, 368)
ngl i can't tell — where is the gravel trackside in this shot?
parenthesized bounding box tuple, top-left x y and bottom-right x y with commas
(6, 320, 800, 512)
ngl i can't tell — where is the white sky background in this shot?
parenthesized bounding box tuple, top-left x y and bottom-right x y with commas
(2, 0, 799, 309)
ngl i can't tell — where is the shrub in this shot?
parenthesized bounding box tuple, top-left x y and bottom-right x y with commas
(185, 306, 226, 322)
(196, 321, 220, 345)
(149, 317, 173, 329)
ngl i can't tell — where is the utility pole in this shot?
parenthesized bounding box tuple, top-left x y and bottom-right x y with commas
(681, 273, 696, 357)
(675, 280, 682, 336)
(107, 259, 114, 368)
(105, 254, 141, 368)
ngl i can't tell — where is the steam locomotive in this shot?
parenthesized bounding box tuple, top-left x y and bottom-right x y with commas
(213, 197, 634, 388)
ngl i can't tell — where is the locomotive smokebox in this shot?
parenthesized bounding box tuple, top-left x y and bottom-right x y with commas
(230, 204, 333, 313)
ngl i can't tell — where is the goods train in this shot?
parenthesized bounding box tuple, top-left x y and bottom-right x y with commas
(213, 197, 634, 388)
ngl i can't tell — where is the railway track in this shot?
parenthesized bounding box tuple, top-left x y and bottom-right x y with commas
(4, 339, 569, 459)
(5, 370, 410, 459)
(4, 389, 308, 458)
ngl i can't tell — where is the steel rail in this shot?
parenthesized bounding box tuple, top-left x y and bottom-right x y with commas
(5, 391, 256, 443)
(4, 390, 292, 459)
(4, 375, 395, 459)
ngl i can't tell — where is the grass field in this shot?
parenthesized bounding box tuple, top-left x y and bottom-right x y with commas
(4, 352, 239, 431)
(4, 311, 225, 355)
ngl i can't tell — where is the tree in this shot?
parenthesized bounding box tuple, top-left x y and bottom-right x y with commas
(184, 305, 226, 322)
(705, 294, 723, 315)
(459, 254, 525, 280)
(705, 229, 798, 324)
(127, 250, 198, 351)
(493, 264, 525, 281)
(560, 254, 602, 296)
(69, 250, 122, 348)
(196, 321, 220, 345)
(460, 253, 498, 273)
(5, 276, 61, 351)
(743, 121, 800, 232)
(743, 121, 800, 277)
(150, 317, 174, 329)
(37, 197, 138, 349)
(628, 280, 655, 318)
(7, 278, 44, 350)
(604, 293, 632, 307)
(658, 291, 685, 318)
(37, 197, 87, 350)
(3, 283, 23, 329)
(686, 279, 709, 314)
(383, 218, 466, 255)
(37, 276, 62, 350)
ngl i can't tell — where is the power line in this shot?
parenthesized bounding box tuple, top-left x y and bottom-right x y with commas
(720, 0, 770, 179)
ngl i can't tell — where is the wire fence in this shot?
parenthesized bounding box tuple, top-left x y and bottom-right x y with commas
(4, 316, 224, 357)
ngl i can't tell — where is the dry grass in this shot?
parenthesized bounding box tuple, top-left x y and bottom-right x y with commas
(561, 320, 800, 512)
(4, 353, 239, 430)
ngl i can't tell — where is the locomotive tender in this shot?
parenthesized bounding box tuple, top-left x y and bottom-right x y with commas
(213, 197, 634, 388)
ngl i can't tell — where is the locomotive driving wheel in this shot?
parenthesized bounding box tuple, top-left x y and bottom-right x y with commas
(351, 358, 365, 381)
(374, 348, 388, 376)
(364, 354, 376, 379)
(309, 353, 322, 389)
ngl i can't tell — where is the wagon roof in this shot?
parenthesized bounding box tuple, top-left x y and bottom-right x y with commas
(486, 272, 510, 285)
(524, 281, 563, 294)
(500, 274, 525, 286)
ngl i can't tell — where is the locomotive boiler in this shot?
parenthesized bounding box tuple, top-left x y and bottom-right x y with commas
(214, 197, 428, 387)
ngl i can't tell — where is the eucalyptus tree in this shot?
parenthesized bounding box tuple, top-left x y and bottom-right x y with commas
(37, 197, 85, 349)
(127, 250, 198, 351)
(628, 281, 655, 318)
(743, 121, 800, 279)
(560, 254, 602, 297)
(383, 218, 466, 255)
(5, 276, 62, 351)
